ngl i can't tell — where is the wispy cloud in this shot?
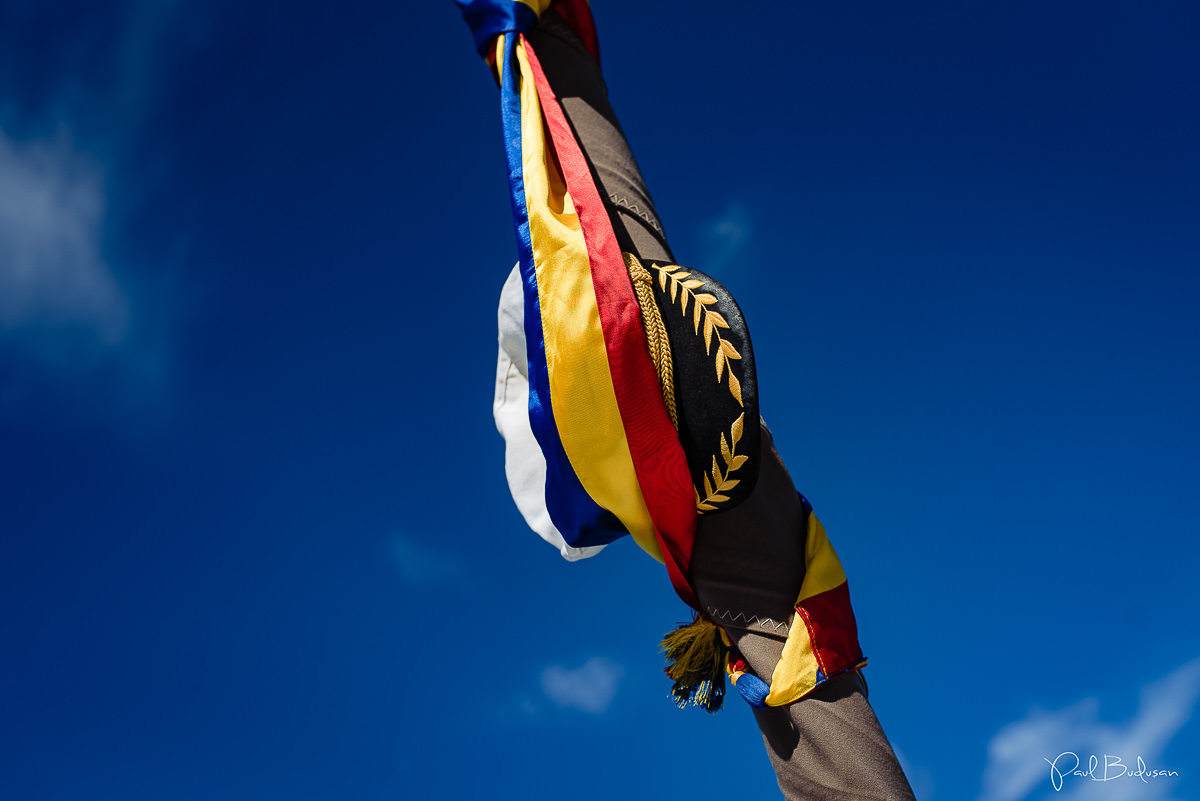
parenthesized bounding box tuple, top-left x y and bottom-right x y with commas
(699, 200, 752, 275)
(388, 534, 463, 585)
(978, 657, 1200, 801)
(0, 129, 128, 343)
(0, 1, 196, 415)
(541, 657, 625, 714)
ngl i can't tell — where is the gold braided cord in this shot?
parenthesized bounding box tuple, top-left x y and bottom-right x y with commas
(623, 252, 679, 431)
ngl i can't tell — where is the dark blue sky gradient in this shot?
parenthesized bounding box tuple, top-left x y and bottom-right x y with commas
(2, 2, 1198, 800)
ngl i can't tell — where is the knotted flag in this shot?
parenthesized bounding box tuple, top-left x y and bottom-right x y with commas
(461, 0, 866, 711)
(456, 0, 699, 608)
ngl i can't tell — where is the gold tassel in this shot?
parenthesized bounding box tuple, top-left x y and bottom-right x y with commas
(660, 611, 728, 712)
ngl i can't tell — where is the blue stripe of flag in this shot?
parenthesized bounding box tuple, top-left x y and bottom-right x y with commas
(498, 32, 625, 546)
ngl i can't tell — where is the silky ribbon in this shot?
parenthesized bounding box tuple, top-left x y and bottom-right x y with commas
(458, 0, 699, 607)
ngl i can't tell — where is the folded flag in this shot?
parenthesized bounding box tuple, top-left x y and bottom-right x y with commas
(461, 0, 865, 711)
(457, 0, 701, 606)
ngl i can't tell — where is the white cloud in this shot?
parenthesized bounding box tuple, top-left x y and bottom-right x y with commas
(700, 200, 751, 274)
(541, 657, 625, 714)
(388, 534, 463, 585)
(0, 129, 128, 343)
(0, 1, 200, 412)
(978, 657, 1200, 801)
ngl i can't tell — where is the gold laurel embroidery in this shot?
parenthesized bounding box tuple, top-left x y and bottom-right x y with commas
(648, 263, 748, 514)
(654, 265, 743, 407)
(694, 413, 749, 512)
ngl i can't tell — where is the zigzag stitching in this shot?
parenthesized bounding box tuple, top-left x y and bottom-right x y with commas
(608, 193, 664, 233)
(706, 607, 788, 632)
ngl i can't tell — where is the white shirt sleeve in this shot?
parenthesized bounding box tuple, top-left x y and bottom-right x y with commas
(493, 265, 606, 561)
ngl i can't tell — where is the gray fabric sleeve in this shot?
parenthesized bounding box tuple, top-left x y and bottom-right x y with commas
(524, 11, 674, 263)
(521, 12, 915, 799)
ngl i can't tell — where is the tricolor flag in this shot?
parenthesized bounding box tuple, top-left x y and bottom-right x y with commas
(458, 0, 699, 607)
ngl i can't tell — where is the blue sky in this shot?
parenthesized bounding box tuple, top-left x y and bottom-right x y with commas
(2, 1, 1198, 799)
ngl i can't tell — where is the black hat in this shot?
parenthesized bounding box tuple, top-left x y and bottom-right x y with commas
(624, 253, 761, 514)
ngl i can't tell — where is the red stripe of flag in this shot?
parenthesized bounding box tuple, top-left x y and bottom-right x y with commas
(795, 582, 864, 680)
(550, 0, 601, 64)
(522, 36, 698, 608)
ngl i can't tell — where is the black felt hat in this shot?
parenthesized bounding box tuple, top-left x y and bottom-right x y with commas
(624, 253, 761, 514)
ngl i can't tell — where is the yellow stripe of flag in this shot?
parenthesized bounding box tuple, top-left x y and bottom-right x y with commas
(514, 39, 660, 560)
